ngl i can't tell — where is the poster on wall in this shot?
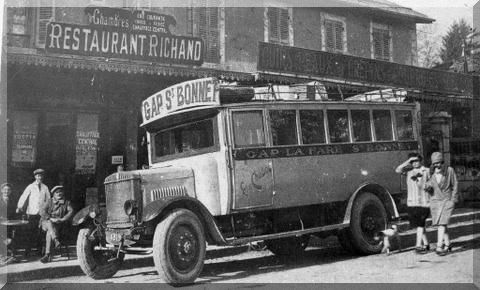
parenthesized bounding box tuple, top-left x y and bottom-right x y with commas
(75, 114, 99, 174)
(12, 111, 39, 166)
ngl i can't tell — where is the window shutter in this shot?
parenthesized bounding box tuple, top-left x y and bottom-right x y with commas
(36, 0, 55, 47)
(279, 8, 289, 44)
(207, 7, 219, 62)
(382, 31, 390, 60)
(197, 0, 220, 63)
(325, 21, 334, 50)
(268, 8, 279, 43)
(334, 21, 344, 51)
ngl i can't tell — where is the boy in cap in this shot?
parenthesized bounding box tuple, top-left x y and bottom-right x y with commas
(39, 185, 73, 263)
(16, 169, 50, 255)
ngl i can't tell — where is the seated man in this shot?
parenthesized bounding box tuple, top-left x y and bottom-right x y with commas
(39, 185, 73, 263)
(0, 183, 18, 264)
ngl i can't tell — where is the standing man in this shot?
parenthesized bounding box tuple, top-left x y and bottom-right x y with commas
(16, 168, 50, 255)
(395, 152, 431, 254)
(1, 183, 18, 263)
(39, 185, 73, 263)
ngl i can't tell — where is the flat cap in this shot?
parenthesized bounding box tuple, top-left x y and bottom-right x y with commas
(51, 185, 64, 194)
(33, 168, 45, 175)
(1, 183, 12, 190)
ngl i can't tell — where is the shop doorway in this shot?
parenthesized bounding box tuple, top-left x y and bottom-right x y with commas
(37, 112, 75, 200)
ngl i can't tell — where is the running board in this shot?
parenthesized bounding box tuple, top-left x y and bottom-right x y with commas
(226, 223, 349, 246)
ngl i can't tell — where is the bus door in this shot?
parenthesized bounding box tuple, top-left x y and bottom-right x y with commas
(229, 110, 274, 210)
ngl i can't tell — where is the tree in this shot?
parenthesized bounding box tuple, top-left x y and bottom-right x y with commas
(439, 19, 479, 65)
(417, 24, 440, 68)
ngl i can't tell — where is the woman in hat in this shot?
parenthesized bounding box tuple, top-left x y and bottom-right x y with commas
(16, 169, 50, 255)
(395, 152, 431, 254)
(426, 152, 459, 256)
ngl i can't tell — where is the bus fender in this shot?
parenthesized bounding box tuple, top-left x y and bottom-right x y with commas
(72, 204, 106, 226)
(142, 197, 227, 245)
(342, 182, 400, 224)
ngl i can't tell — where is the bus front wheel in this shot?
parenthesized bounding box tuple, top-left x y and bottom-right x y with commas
(152, 209, 206, 284)
(349, 192, 387, 255)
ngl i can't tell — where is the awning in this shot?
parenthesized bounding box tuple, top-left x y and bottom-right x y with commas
(7, 49, 255, 82)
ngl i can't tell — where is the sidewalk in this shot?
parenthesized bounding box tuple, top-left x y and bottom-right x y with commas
(1, 207, 479, 283)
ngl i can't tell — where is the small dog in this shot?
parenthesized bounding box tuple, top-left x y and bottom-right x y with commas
(374, 224, 401, 255)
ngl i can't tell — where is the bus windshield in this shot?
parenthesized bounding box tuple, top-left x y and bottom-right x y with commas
(152, 118, 215, 160)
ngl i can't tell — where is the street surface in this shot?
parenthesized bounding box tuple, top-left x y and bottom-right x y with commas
(4, 220, 479, 285)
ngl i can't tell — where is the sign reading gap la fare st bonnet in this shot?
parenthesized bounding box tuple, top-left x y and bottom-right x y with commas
(45, 7, 204, 66)
(142, 77, 220, 125)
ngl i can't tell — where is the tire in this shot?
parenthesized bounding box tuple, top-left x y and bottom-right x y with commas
(152, 209, 206, 284)
(349, 193, 387, 255)
(77, 228, 124, 279)
(265, 235, 310, 257)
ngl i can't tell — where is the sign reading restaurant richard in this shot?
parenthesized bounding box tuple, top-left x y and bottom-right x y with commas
(45, 7, 204, 65)
(142, 77, 220, 125)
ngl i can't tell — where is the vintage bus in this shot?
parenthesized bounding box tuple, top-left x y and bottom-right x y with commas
(73, 77, 419, 284)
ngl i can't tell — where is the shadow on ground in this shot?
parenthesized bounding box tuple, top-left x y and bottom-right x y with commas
(7, 223, 479, 283)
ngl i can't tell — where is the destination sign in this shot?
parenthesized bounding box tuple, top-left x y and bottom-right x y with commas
(142, 77, 220, 125)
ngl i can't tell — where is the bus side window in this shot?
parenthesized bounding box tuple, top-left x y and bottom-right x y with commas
(373, 110, 393, 141)
(232, 111, 266, 148)
(269, 110, 298, 146)
(327, 110, 350, 143)
(395, 110, 414, 140)
(351, 110, 372, 142)
(300, 110, 326, 144)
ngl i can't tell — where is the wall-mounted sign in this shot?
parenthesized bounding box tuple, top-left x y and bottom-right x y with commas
(257, 42, 474, 96)
(84, 7, 177, 34)
(111, 155, 124, 165)
(75, 114, 99, 175)
(46, 21, 204, 66)
(12, 111, 38, 166)
(141, 77, 220, 125)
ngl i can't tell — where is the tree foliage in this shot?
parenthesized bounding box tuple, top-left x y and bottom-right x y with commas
(439, 19, 479, 65)
(417, 24, 440, 68)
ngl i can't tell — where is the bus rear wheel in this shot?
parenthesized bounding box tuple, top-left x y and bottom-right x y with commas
(349, 193, 387, 255)
(265, 235, 309, 257)
(152, 209, 206, 285)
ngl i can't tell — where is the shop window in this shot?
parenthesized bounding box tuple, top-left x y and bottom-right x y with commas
(351, 110, 372, 142)
(35, 1, 55, 47)
(373, 110, 393, 141)
(372, 23, 391, 61)
(327, 110, 350, 143)
(232, 111, 265, 148)
(300, 110, 326, 144)
(11, 111, 39, 167)
(324, 17, 346, 53)
(395, 110, 414, 140)
(269, 110, 297, 146)
(154, 119, 214, 157)
(267, 7, 290, 45)
(7, 7, 30, 47)
(452, 107, 472, 138)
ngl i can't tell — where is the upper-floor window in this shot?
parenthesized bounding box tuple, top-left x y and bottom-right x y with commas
(7, 7, 30, 47)
(187, 1, 221, 63)
(267, 7, 291, 45)
(322, 14, 346, 53)
(371, 23, 392, 61)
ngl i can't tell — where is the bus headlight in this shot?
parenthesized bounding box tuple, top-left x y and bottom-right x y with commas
(124, 200, 137, 216)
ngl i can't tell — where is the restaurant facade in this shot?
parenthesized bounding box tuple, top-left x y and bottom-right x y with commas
(5, 3, 478, 209)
